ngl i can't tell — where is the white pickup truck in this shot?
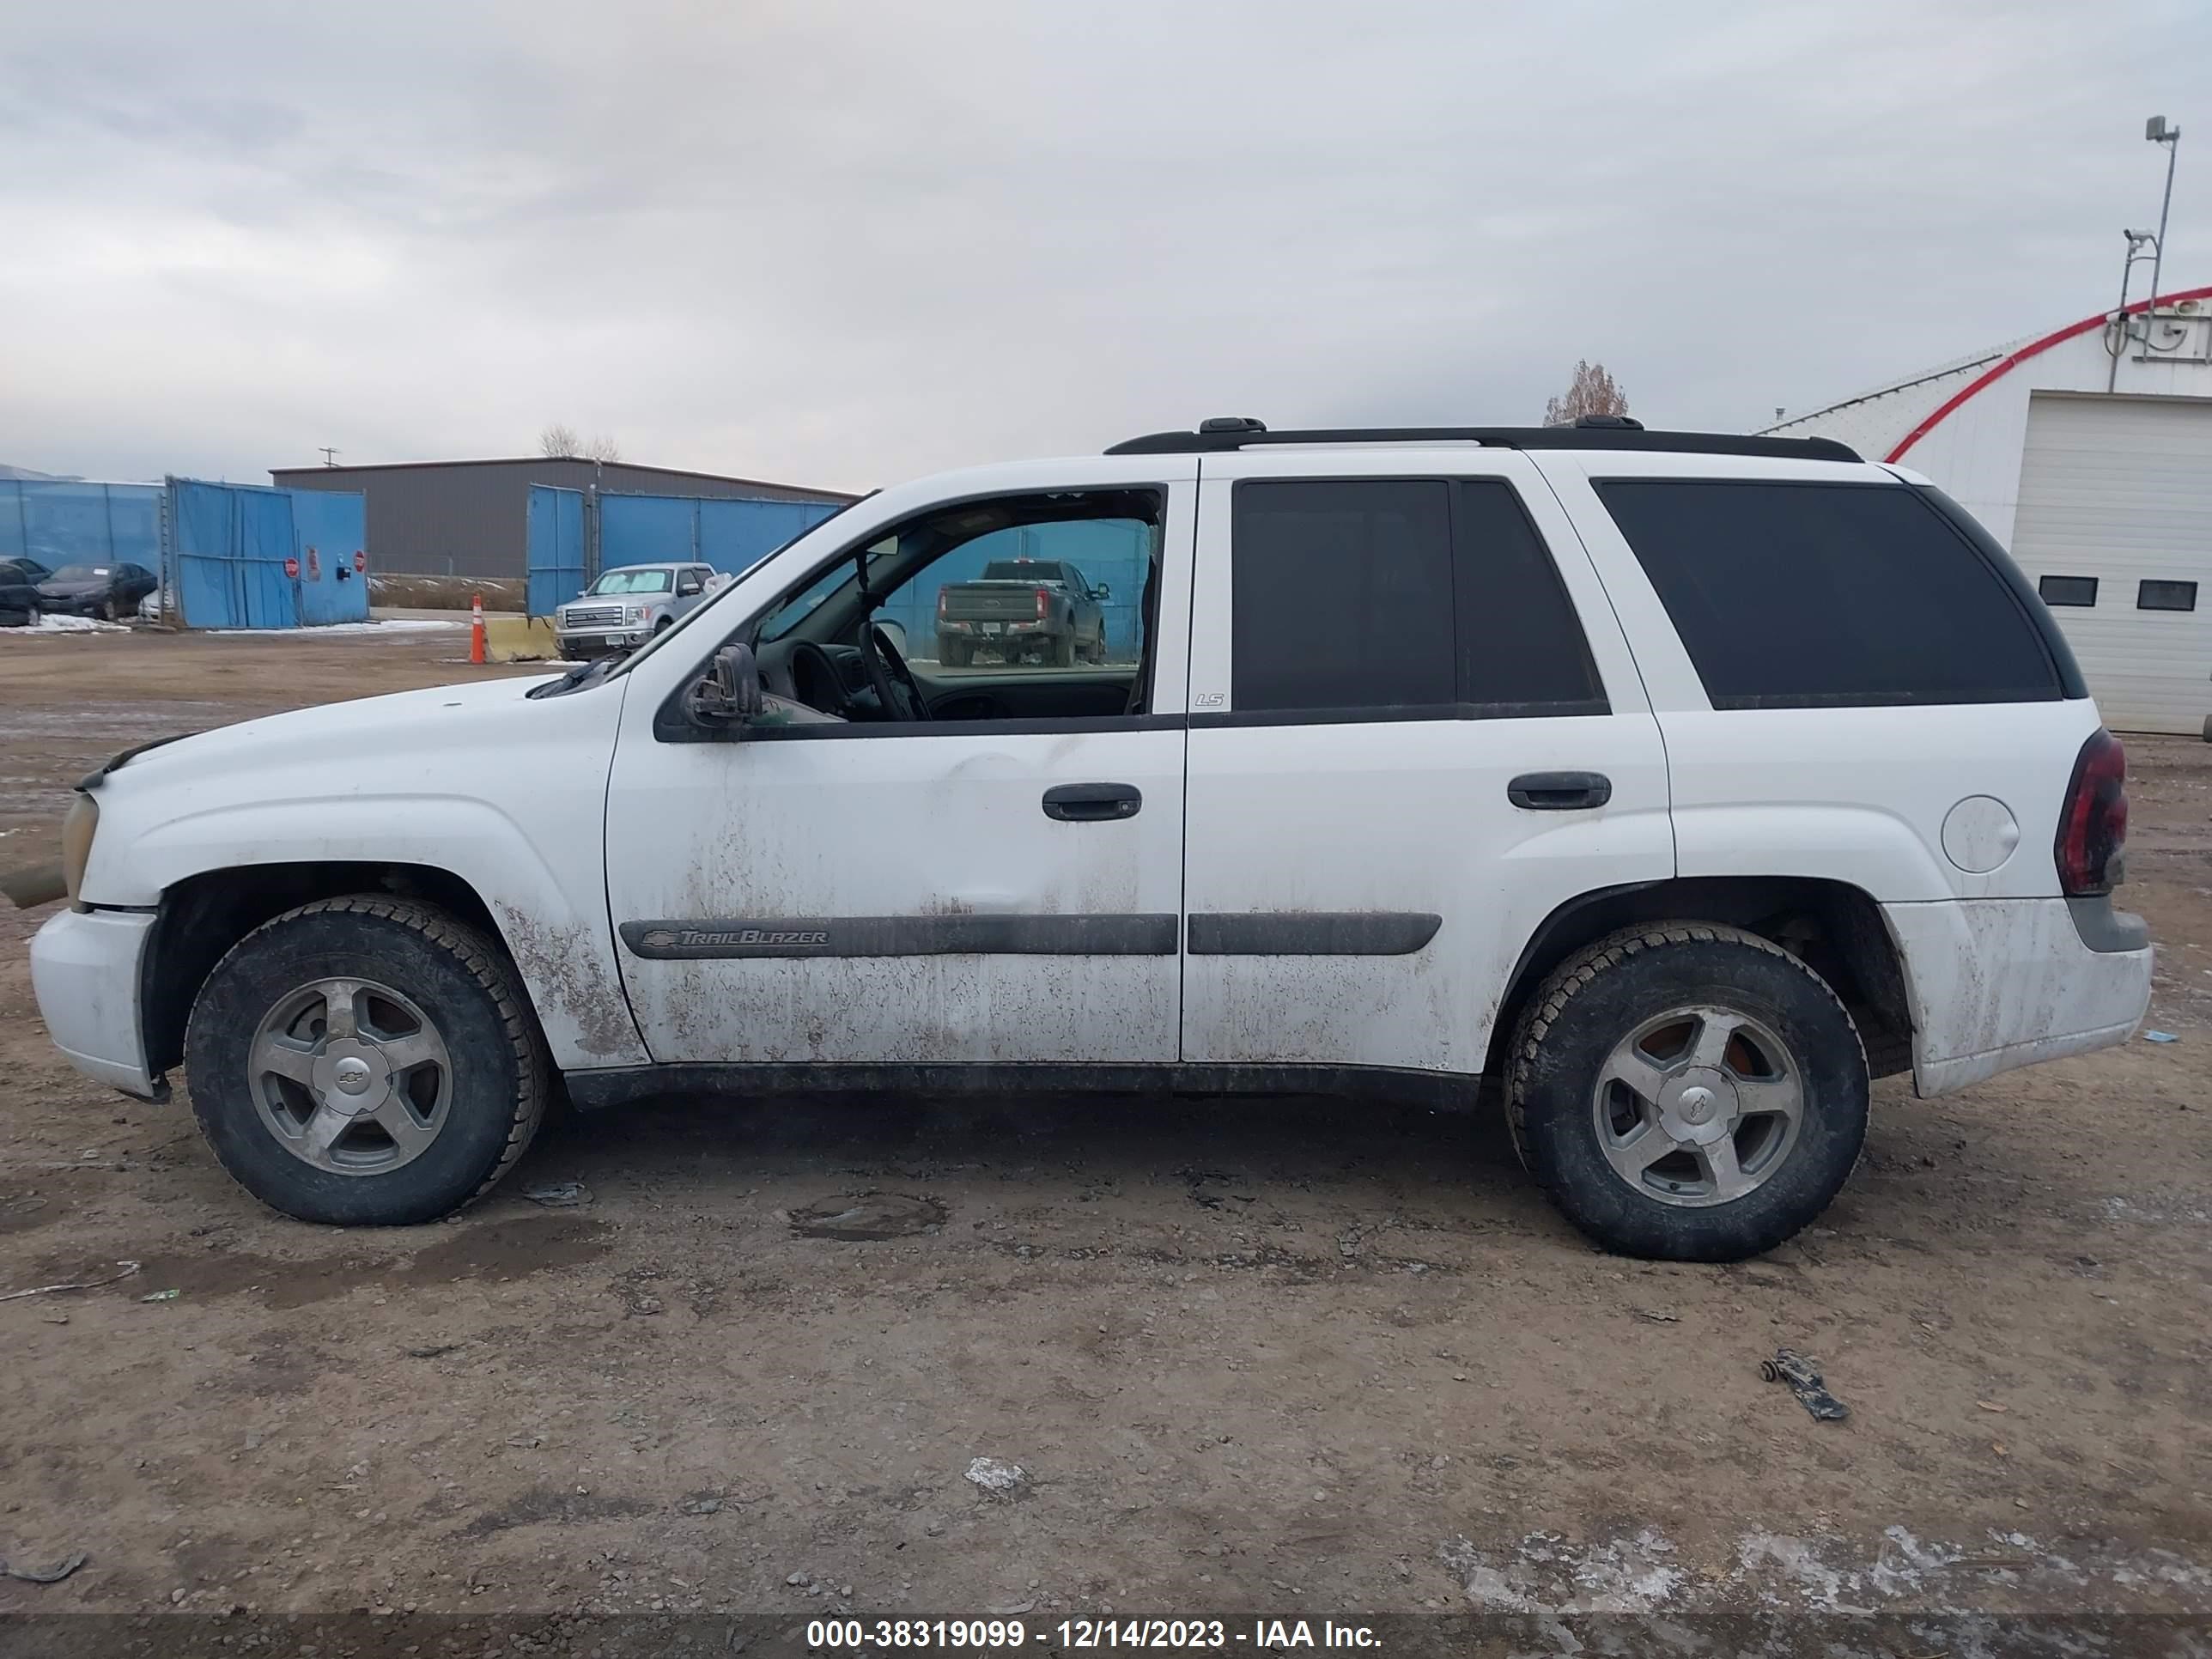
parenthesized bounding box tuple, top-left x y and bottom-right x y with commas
(24, 418, 2151, 1260)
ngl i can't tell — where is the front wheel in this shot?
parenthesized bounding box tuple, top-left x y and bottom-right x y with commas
(185, 896, 549, 1224)
(1508, 922, 1868, 1262)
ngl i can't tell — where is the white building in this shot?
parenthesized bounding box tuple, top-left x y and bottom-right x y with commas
(1766, 283, 2212, 736)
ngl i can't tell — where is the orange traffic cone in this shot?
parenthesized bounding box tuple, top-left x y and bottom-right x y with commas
(470, 593, 486, 665)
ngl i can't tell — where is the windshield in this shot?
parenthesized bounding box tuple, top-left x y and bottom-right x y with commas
(757, 540, 894, 642)
(589, 568, 673, 595)
(52, 566, 110, 580)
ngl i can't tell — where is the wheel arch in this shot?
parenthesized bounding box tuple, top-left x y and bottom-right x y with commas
(1483, 875, 1914, 1083)
(141, 861, 514, 1079)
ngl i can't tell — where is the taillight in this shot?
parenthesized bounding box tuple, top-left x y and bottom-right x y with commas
(2056, 727, 2127, 896)
(1035, 587, 1049, 619)
(937, 590, 949, 615)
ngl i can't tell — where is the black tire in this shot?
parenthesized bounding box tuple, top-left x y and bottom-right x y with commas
(939, 637, 969, 668)
(185, 896, 549, 1225)
(1507, 922, 1868, 1262)
(1050, 633, 1076, 667)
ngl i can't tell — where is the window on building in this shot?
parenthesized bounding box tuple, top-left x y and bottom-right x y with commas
(1228, 477, 1604, 720)
(2038, 574, 2099, 607)
(2138, 580, 2198, 612)
(1596, 479, 2064, 709)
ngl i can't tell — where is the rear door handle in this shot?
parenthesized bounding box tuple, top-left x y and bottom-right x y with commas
(1507, 771, 1613, 811)
(1043, 781, 1142, 822)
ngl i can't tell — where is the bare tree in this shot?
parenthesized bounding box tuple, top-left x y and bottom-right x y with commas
(538, 422, 582, 459)
(1543, 361, 1629, 426)
(583, 433, 623, 465)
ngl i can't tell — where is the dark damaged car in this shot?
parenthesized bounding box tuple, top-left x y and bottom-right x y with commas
(37, 562, 158, 622)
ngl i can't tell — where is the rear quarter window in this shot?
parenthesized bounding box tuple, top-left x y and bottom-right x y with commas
(1596, 478, 2071, 709)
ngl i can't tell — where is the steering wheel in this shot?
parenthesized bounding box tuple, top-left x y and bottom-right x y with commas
(862, 623, 925, 721)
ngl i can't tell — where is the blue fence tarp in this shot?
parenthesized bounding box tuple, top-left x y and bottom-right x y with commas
(167, 477, 369, 629)
(599, 492, 846, 585)
(519, 488, 1146, 659)
(0, 479, 162, 573)
(526, 488, 847, 617)
(526, 486, 586, 617)
(875, 520, 1152, 661)
(289, 489, 371, 626)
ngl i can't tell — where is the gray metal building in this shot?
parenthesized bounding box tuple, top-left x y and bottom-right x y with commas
(270, 457, 857, 580)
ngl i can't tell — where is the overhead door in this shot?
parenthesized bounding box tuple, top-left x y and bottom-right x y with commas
(2010, 392, 2212, 735)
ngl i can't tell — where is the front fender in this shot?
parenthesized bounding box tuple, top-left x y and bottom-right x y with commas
(117, 798, 646, 1069)
(77, 678, 646, 1070)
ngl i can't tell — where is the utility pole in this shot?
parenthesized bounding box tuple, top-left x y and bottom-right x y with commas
(2145, 116, 2182, 337)
(319, 447, 341, 468)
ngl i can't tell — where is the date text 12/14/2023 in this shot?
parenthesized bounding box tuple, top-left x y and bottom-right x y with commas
(805, 1619, 1382, 1649)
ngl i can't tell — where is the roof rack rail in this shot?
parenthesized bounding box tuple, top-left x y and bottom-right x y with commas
(1104, 420, 1861, 463)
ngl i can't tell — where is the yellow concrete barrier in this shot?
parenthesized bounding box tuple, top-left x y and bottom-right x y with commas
(483, 615, 560, 662)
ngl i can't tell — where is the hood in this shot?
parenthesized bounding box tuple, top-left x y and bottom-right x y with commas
(93, 674, 565, 793)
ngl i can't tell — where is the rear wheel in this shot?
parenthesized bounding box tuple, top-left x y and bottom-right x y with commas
(1051, 634, 1076, 667)
(939, 637, 969, 668)
(1508, 922, 1868, 1261)
(185, 896, 549, 1224)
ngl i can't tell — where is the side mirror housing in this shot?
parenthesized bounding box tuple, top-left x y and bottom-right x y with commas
(1092, 582, 1111, 600)
(684, 642, 763, 730)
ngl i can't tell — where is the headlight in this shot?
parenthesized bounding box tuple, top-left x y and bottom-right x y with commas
(625, 605, 644, 624)
(60, 792, 99, 905)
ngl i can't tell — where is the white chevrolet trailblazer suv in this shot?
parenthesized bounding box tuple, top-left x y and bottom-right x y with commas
(21, 418, 2152, 1261)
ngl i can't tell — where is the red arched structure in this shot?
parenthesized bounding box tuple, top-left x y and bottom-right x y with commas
(1887, 283, 2212, 462)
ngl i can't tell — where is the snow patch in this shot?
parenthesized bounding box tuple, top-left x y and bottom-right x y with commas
(1441, 1528, 1683, 1615)
(2, 612, 130, 635)
(209, 619, 465, 635)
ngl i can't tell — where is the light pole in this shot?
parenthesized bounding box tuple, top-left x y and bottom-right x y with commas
(2108, 229, 2160, 391)
(2145, 115, 2182, 337)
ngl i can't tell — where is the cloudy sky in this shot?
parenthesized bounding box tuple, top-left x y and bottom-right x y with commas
(2, 1, 2205, 491)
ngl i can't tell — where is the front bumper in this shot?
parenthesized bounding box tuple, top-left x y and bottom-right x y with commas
(29, 906, 161, 1098)
(556, 626, 651, 658)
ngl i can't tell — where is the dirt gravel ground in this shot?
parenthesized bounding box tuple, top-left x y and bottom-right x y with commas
(0, 626, 2206, 1636)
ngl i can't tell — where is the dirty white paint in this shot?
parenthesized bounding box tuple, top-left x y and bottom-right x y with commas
(1884, 896, 2151, 1096)
(25, 908, 158, 1093)
(1941, 794, 2021, 874)
(1180, 714, 1673, 1071)
(605, 722, 1186, 1064)
(64, 673, 647, 1071)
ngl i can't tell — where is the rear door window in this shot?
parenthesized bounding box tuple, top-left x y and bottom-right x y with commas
(1596, 479, 2066, 708)
(1227, 478, 1604, 720)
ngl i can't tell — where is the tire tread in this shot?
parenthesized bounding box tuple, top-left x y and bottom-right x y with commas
(185, 894, 548, 1218)
(1506, 921, 1864, 1257)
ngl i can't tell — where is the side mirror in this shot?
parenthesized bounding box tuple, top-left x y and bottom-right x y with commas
(684, 642, 763, 729)
(677, 577, 702, 596)
(1092, 582, 1111, 600)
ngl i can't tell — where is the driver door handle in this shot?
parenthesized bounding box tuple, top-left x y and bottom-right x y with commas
(1042, 782, 1142, 822)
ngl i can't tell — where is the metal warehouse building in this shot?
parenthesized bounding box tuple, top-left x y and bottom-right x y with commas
(1766, 283, 2212, 736)
(270, 457, 856, 582)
